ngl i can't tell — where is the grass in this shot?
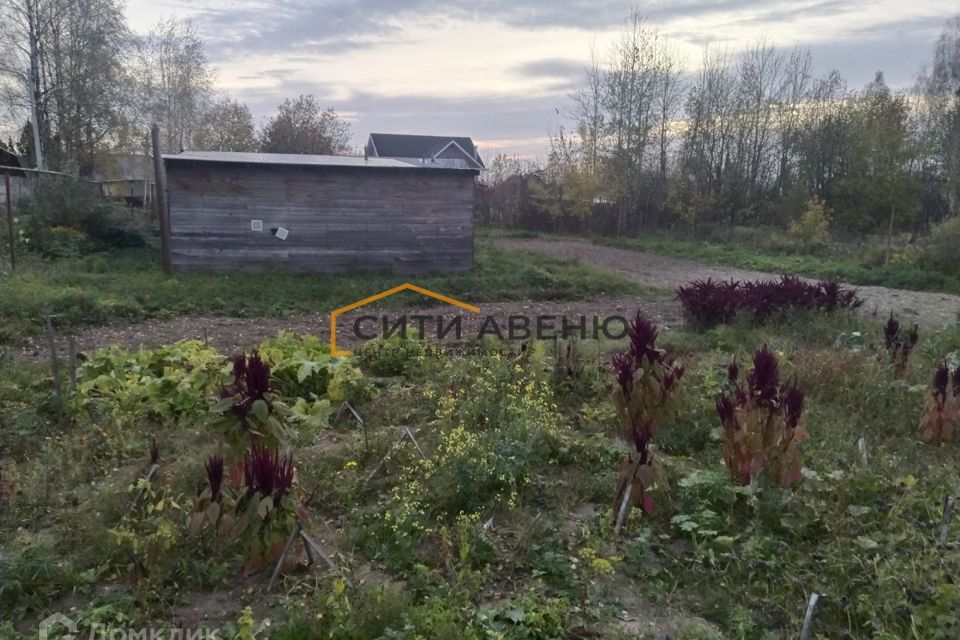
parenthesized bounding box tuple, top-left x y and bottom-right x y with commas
(599, 233, 960, 294)
(0, 240, 646, 344)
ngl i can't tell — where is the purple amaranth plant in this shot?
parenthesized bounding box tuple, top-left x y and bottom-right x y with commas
(676, 278, 740, 328)
(611, 313, 684, 517)
(628, 311, 663, 365)
(206, 455, 225, 503)
(883, 315, 901, 351)
(727, 357, 740, 384)
(781, 382, 805, 431)
(747, 345, 780, 409)
(883, 314, 919, 376)
(243, 445, 295, 502)
(932, 362, 950, 411)
(716, 347, 808, 488)
(222, 352, 272, 422)
(920, 362, 958, 444)
(214, 350, 291, 451)
(678, 276, 860, 328)
(612, 353, 634, 393)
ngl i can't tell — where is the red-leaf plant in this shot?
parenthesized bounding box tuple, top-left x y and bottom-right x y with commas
(883, 314, 919, 377)
(919, 362, 960, 445)
(212, 352, 291, 452)
(715, 346, 808, 488)
(192, 445, 306, 572)
(611, 312, 685, 514)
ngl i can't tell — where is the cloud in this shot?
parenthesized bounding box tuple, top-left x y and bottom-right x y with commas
(190, 0, 793, 59)
(513, 58, 586, 82)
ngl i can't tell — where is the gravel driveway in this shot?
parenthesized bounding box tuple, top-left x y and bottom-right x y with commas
(498, 237, 960, 329)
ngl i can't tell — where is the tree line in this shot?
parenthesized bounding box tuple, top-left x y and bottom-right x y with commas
(480, 10, 960, 238)
(0, 1, 352, 176)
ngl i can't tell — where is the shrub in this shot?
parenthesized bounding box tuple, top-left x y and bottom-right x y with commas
(17, 178, 147, 254)
(918, 362, 960, 445)
(715, 346, 807, 488)
(610, 312, 685, 513)
(917, 216, 960, 281)
(788, 197, 831, 247)
(677, 276, 861, 328)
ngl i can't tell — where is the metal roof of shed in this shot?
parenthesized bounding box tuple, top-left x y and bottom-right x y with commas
(163, 150, 478, 172)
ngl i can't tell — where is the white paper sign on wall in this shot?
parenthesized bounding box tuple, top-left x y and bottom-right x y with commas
(275, 227, 289, 240)
(251, 220, 263, 232)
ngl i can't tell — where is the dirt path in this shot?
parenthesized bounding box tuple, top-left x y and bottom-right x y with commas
(498, 237, 960, 329)
(17, 296, 679, 359)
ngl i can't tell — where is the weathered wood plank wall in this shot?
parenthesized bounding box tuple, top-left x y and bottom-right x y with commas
(164, 160, 476, 273)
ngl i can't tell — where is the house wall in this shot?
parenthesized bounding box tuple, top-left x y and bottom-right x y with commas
(0, 174, 37, 206)
(164, 161, 476, 273)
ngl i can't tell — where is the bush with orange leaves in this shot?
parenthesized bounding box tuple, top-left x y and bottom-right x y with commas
(715, 346, 808, 488)
(919, 362, 960, 445)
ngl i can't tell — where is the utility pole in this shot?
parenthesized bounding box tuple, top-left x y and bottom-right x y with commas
(151, 124, 172, 274)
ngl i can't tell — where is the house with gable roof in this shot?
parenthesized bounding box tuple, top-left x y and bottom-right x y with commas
(365, 133, 484, 170)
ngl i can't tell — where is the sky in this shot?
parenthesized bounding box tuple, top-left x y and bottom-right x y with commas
(123, 0, 955, 158)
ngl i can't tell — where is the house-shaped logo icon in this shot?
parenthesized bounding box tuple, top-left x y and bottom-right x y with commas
(39, 613, 77, 640)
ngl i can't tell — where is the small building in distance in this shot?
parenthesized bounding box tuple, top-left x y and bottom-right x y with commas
(92, 153, 155, 208)
(0, 148, 32, 206)
(365, 133, 484, 170)
(162, 150, 479, 273)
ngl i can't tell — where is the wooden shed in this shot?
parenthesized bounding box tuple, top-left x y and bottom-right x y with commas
(162, 151, 479, 273)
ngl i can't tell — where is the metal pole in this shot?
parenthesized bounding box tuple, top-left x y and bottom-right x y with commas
(4, 172, 13, 270)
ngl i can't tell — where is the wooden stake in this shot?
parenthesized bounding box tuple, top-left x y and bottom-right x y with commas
(43, 306, 62, 418)
(402, 427, 425, 458)
(614, 481, 633, 535)
(4, 172, 13, 271)
(612, 453, 650, 534)
(300, 529, 337, 570)
(267, 521, 337, 591)
(150, 124, 172, 275)
(67, 336, 77, 393)
(132, 464, 161, 510)
(364, 427, 424, 484)
(799, 592, 820, 640)
(268, 521, 303, 591)
(202, 327, 208, 347)
(939, 495, 955, 546)
(857, 436, 868, 466)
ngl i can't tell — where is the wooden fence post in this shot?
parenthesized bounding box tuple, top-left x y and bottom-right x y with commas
(150, 124, 172, 275)
(68, 336, 77, 392)
(43, 306, 63, 419)
(4, 172, 13, 271)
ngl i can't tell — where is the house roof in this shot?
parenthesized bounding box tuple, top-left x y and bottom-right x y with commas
(163, 150, 479, 173)
(367, 133, 483, 168)
(0, 148, 25, 176)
